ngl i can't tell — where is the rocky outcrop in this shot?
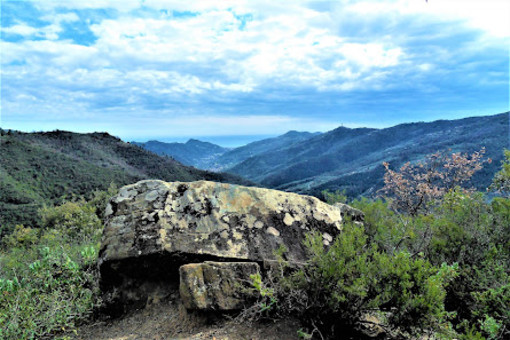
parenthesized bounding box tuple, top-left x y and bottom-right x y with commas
(98, 180, 349, 315)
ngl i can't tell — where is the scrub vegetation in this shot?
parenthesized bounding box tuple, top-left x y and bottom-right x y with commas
(246, 149, 509, 339)
(0, 147, 508, 339)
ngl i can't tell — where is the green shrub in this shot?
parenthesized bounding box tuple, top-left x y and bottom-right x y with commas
(0, 244, 100, 339)
(0, 194, 107, 339)
(322, 189, 348, 204)
(348, 190, 510, 339)
(248, 223, 457, 338)
(39, 200, 102, 243)
(309, 227, 456, 336)
(1, 224, 39, 249)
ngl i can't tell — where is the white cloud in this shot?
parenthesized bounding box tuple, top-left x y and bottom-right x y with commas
(1, 11, 79, 41)
(33, 0, 142, 13)
(413, 0, 509, 38)
(81, 6, 406, 94)
(41, 12, 79, 23)
(0, 22, 61, 40)
(34, 0, 509, 38)
(1, 23, 39, 36)
(2, 0, 508, 136)
(8, 0, 470, 106)
(346, 0, 510, 38)
(338, 43, 402, 68)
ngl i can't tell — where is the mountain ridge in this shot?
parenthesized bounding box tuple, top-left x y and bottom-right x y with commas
(133, 131, 320, 170)
(229, 113, 508, 196)
(131, 139, 229, 169)
(132, 113, 508, 197)
(0, 130, 251, 231)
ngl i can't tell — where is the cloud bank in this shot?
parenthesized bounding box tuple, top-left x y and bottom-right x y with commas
(1, 0, 508, 142)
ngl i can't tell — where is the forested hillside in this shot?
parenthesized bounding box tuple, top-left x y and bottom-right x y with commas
(228, 113, 509, 197)
(0, 130, 250, 232)
(132, 113, 508, 199)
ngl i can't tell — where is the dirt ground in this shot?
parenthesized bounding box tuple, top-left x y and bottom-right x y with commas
(72, 300, 303, 340)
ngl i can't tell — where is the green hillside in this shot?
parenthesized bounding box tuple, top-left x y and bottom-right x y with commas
(228, 113, 509, 197)
(0, 130, 250, 232)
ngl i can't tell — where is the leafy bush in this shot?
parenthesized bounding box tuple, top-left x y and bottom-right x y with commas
(1, 225, 39, 249)
(350, 195, 508, 338)
(39, 201, 102, 242)
(0, 245, 99, 339)
(0, 191, 111, 339)
(291, 226, 456, 337)
(245, 222, 457, 339)
(322, 189, 348, 204)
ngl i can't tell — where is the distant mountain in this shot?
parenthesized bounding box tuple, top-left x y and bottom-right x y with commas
(131, 114, 508, 198)
(227, 113, 509, 197)
(0, 130, 251, 230)
(133, 131, 320, 170)
(207, 131, 321, 171)
(132, 139, 229, 169)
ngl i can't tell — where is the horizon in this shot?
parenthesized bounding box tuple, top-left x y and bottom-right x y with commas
(1, 0, 509, 141)
(3, 110, 508, 148)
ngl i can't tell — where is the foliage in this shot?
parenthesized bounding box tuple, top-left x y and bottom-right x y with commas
(322, 189, 348, 204)
(245, 222, 458, 338)
(381, 148, 490, 215)
(0, 192, 109, 339)
(0, 245, 99, 339)
(247, 149, 509, 339)
(1, 225, 39, 249)
(39, 201, 102, 242)
(87, 183, 119, 221)
(248, 272, 278, 316)
(351, 192, 510, 339)
(284, 227, 455, 338)
(490, 149, 510, 197)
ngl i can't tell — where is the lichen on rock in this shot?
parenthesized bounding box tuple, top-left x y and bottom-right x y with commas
(98, 180, 352, 315)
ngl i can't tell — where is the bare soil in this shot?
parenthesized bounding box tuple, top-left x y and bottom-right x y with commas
(72, 300, 303, 340)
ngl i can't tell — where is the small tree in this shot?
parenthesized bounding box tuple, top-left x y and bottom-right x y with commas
(381, 148, 490, 215)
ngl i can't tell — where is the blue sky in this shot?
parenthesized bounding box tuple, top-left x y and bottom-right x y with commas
(1, 0, 508, 146)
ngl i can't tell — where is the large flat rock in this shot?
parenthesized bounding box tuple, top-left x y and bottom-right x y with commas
(98, 180, 346, 315)
(100, 180, 343, 265)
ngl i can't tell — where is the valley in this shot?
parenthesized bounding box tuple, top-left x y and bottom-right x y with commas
(135, 112, 509, 197)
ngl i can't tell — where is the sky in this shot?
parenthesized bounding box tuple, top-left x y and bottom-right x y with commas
(1, 0, 509, 146)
